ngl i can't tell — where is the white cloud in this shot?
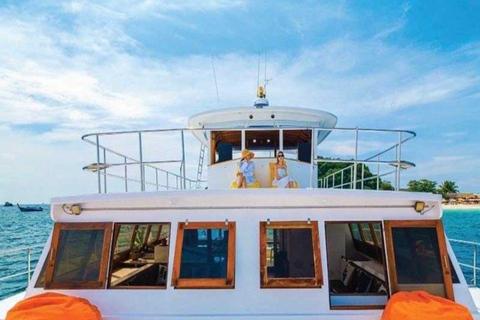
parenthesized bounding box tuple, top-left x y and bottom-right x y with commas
(1, 2, 480, 200)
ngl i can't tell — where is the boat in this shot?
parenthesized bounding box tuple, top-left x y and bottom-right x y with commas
(0, 86, 479, 319)
(3, 202, 13, 207)
(16, 204, 43, 212)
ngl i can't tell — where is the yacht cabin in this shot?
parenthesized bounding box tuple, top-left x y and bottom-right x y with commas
(9, 94, 479, 319)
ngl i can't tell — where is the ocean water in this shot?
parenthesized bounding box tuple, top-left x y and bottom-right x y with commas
(0, 205, 478, 300)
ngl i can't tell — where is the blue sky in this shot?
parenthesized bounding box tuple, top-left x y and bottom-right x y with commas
(0, 0, 479, 202)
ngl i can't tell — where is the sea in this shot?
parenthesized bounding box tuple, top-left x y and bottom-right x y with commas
(0, 205, 479, 300)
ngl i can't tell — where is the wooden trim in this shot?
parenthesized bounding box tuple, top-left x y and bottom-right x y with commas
(107, 223, 171, 289)
(210, 132, 216, 164)
(384, 220, 454, 301)
(171, 221, 236, 289)
(260, 221, 323, 289)
(45, 222, 112, 290)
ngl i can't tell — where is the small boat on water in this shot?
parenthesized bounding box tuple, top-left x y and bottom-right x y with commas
(3, 202, 13, 207)
(16, 204, 43, 212)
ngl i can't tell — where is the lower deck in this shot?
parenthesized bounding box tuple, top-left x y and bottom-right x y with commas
(7, 189, 480, 318)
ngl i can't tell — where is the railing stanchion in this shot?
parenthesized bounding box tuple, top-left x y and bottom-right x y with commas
(376, 155, 380, 190)
(350, 166, 354, 189)
(27, 248, 31, 286)
(181, 130, 186, 190)
(474, 244, 477, 287)
(166, 172, 169, 190)
(361, 163, 365, 190)
(96, 135, 101, 194)
(353, 128, 358, 189)
(103, 148, 107, 193)
(156, 169, 159, 191)
(395, 132, 402, 191)
(341, 170, 344, 189)
(139, 132, 145, 191)
(124, 157, 128, 192)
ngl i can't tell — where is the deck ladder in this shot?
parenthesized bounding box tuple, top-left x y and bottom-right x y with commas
(196, 144, 206, 189)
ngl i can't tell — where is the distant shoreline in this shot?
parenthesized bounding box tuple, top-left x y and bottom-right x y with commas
(443, 204, 480, 210)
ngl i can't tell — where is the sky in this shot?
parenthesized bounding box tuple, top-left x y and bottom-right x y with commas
(1, 0, 479, 202)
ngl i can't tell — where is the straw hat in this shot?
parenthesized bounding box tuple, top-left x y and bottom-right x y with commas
(241, 149, 254, 159)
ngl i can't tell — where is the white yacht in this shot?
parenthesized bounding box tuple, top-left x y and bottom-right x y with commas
(0, 88, 479, 319)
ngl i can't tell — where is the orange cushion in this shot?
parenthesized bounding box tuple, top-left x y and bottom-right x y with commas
(6, 293, 102, 320)
(382, 291, 473, 320)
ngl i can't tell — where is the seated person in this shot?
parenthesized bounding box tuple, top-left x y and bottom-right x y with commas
(272, 151, 297, 188)
(236, 149, 255, 188)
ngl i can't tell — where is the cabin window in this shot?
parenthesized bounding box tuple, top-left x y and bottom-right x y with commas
(384, 220, 454, 300)
(108, 223, 171, 289)
(44, 223, 112, 289)
(171, 222, 236, 289)
(260, 221, 323, 288)
(326, 222, 388, 309)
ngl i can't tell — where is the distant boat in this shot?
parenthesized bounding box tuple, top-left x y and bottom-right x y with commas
(4, 202, 13, 207)
(17, 204, 43, 212)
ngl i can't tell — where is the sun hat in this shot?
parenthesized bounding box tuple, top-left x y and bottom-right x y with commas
(241, 149, 254, 159)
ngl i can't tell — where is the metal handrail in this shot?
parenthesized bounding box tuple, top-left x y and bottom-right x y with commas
(82, 126, 416, 193)
(450, 238, 479, 287)
(0, 245, 45, 286)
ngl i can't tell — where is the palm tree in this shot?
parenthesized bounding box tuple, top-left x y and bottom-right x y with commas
(438, 180, 459, 199)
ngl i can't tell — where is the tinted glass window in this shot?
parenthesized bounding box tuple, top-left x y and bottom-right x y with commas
(115, 225, 134, 254)
(34, 260, 47, 288)
(267, 228, 315, 278)
(180, 228, 228, 279)
(350, 224, 362, 241)
(53, 229, 105, 283)
(373, 223, 383, 248)
(360, 224, 374, 244)
(392, 227, 443, 284)
(148, 225, 160, 243)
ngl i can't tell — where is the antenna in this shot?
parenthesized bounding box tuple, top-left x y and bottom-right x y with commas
(211, 55, 220, 106)
(264, 52, 267, 96)
(257, 53, 261, 92)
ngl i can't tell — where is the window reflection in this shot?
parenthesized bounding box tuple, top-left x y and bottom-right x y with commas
(180, 228, 229, 279)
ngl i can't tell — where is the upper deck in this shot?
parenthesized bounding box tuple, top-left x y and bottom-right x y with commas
(81, 104, 416, 194)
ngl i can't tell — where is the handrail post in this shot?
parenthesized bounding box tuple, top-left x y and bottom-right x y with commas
(156, 169, 159, 191)
(361, 163, 365, 190)
(474, 244, 477, 287)
(341, 170, 344, 189)
(166, 172, 169, 190)
(96, 135, 101, 194)
(353, 128, 358, 189)
(181, 130, 186, 190)
(103, 148, 107, 193)
(124, 157, 128, 192)
(395, 132, 402, 191)
(350, 166, 354, 189)
(376, 155, 380, 190)
(27, 248, 31, 286)
(139, 132, 145, 191)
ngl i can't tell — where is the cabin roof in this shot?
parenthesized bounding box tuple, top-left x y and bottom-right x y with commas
(51, 189, 442, 222)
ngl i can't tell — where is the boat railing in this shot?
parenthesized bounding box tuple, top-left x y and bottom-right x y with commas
(0, 245, 45, 298)
(449, 239, 480, 287)
(81, 126, 416, 193)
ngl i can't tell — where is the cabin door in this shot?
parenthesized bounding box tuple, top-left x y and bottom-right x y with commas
(384, 220, 454, 300)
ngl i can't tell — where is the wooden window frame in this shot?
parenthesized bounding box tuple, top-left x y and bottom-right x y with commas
(384, 220, 454, 301)
(171, 221, 236, 289)
(45, 222, 112, 290)
(108, 223, 171, 290)
(260, 221, 323, 288)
